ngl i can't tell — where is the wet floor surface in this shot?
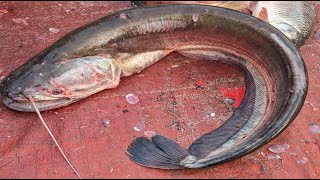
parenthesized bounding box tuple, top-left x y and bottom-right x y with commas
(0, 1, 319, 178)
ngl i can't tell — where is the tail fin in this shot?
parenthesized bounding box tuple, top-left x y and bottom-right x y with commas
(126, 135, 190, 169)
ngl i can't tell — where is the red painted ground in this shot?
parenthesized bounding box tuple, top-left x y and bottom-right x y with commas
(0, 1, 319, 178)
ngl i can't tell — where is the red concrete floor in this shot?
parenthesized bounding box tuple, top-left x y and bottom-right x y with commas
(0, 1, 320, 179)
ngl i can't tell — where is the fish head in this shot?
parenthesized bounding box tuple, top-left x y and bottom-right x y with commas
(1, 55, 121, 112)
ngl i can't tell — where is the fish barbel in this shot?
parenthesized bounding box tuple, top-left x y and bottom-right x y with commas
(138, 1, 316, 47)
(0, 5, 308, 169)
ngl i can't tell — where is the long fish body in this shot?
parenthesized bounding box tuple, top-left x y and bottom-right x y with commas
(140, 1, 316, 48)
(0, 5, 308, 169)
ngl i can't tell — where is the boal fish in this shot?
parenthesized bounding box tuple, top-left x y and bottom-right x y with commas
(135, 1, 316, 48)
(0, 5, 308, 169)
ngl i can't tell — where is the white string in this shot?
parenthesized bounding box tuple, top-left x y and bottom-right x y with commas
(28, 95, 82, 179)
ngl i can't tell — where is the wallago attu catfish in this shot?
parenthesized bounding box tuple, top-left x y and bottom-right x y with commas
(0, 4, 310, 169)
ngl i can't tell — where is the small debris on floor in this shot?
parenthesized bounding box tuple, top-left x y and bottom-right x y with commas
(268, 144, 290, 154)
(308, 123, 320, 134)
(126, 93, 139, 105)
(144, 131, 156, 138)
(0, 9, 8, 14)
(267, 154, 281, 160)
(12, 18, 29, 25)
(36, 34, 47, 40)
(65, 8, 76, 13)
(224, 98, 236, 105)
(102, 119, 110, 127)
(289, 152, 298, 156)
(210, 112, 216, 117)
(0, 9, 8, 17)
(49, 27, 60, 33)
(297, 157, 308, 164)
(194, 80, 207, 89)
(171, 64, 180, 68)
(133, 119, 145, 132)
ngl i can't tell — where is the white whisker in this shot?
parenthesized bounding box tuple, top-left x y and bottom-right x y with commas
(28, 95, 82, 179)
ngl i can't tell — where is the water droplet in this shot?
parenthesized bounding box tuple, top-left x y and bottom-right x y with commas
(297, 157, 308, 164)
(144, 131, 156, 138)
(268, 144, 290, 154)
(308, 123, 320, 134)
(49, 27, 60, 33)
(192, 13, 199, 22)
(126, 94, 139, 105)
(210, 112, 216, 117)
(134, 119, 145, 132)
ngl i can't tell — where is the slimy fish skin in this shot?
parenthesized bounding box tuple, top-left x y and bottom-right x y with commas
(0, 5, 307, 169)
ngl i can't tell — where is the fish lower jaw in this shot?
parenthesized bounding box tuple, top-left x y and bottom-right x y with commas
(1, 95, 77, 112)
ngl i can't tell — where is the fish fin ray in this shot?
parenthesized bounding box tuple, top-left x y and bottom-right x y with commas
(127, 135, 190, 169)
(258, 7, 269, 22)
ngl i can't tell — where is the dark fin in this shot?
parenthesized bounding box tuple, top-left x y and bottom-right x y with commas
(126, 135, 190, 169)
(188, 68, 256, 159)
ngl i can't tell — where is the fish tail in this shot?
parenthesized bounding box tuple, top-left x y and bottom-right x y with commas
(126, 135, 191, 169)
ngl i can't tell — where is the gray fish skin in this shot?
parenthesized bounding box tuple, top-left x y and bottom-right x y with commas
(0, 5, 307, 169)
(138, 1, 317, 48)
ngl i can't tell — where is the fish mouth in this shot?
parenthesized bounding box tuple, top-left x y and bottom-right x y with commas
(0, 80, 79, 112)
(1, 94, 78, 112)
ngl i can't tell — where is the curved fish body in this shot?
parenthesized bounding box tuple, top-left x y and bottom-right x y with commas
(0, 5, 307, 169)
(138, 1, 317, 48)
